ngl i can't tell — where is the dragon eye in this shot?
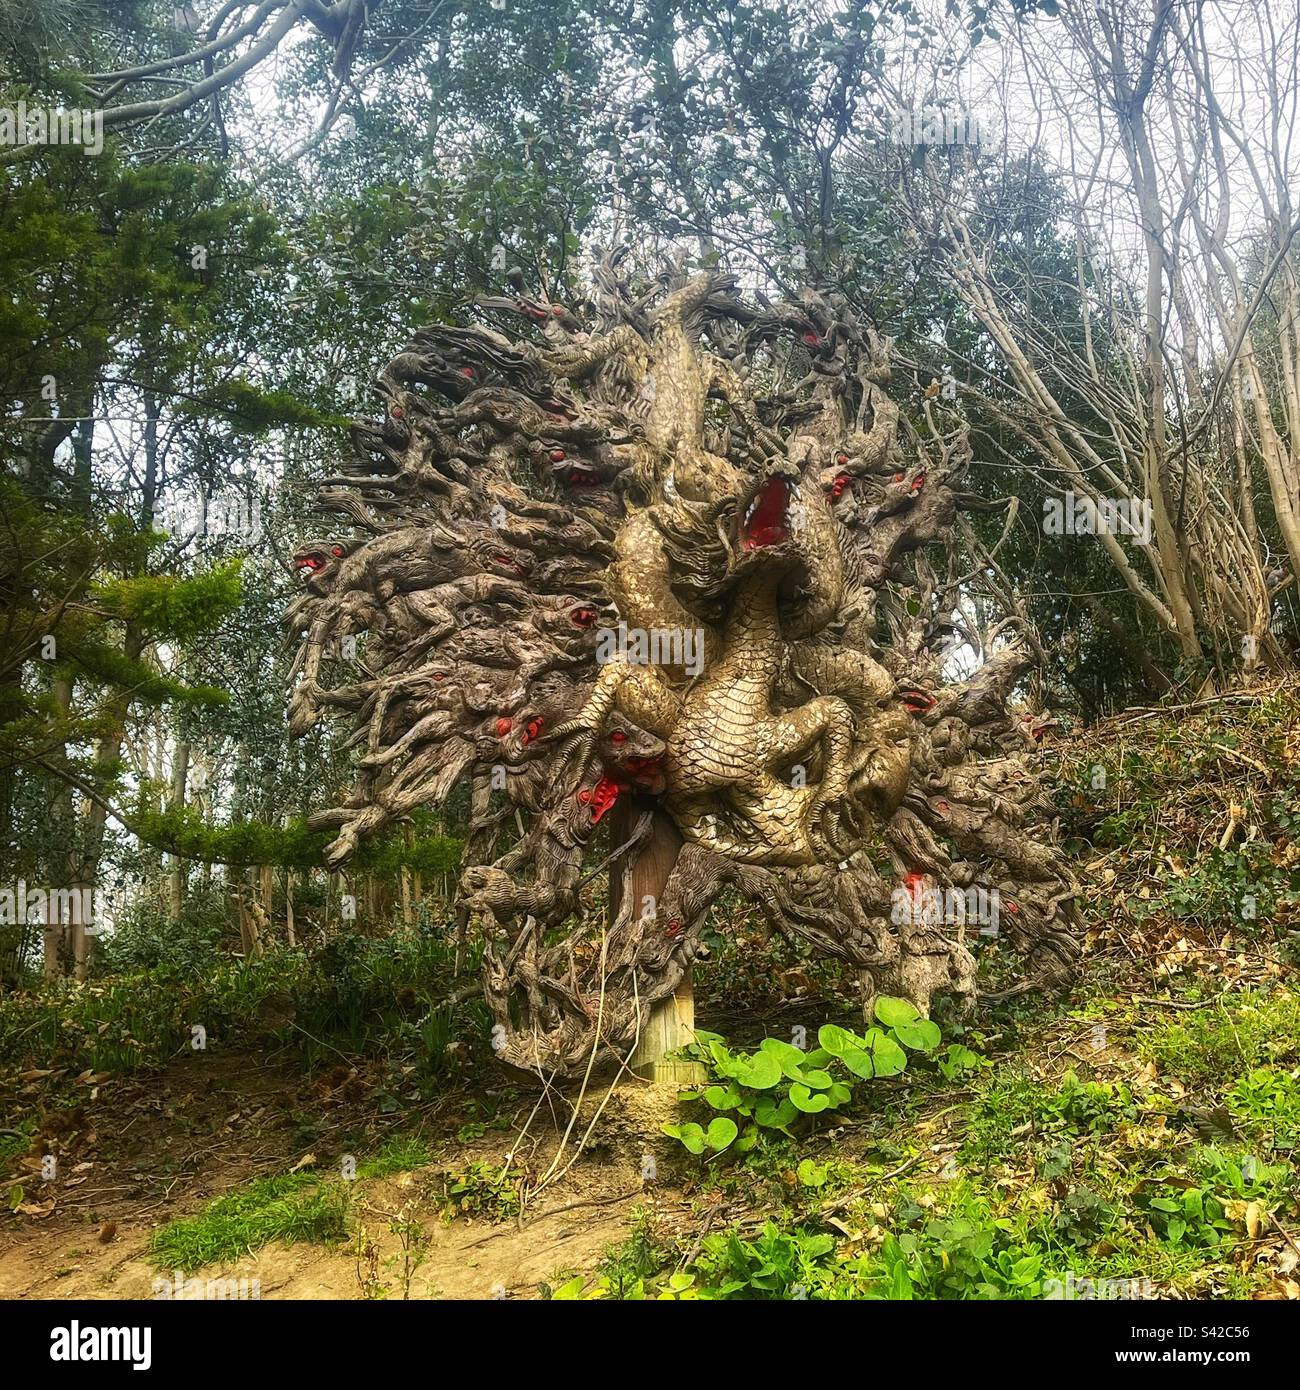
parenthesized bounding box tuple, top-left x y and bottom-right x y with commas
(550, 448, 566, 462)
(610, 731, 627, 746)
(330, 545, 344, 557)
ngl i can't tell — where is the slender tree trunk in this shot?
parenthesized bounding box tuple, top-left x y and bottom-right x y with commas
(166, 739, 190, 923)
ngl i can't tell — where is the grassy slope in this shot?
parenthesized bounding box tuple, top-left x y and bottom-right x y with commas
(569, 685, 1300, 1299)
(5, 687, 1298, 1300)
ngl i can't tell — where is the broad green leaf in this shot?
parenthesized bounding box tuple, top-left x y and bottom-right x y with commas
(731, 1049, 783, 1090)
(874, 996, 920, 1028)
(894, 1018, 941, 1051)
(869, 1033, 907, 1076)
(705, 1116, 739, 1151)
(760, 1036, 816, 1080)
(839, 1047, 875, 1079)
(817, 1023, 859, 1057)
(663, 1121, 705, 1155)
(754, 1096, 799, 1128)
(789, 1082, 831, 1113)
(703, 1084, 743, 1111)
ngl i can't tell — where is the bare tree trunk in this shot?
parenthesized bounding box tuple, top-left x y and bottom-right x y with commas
(45, 675, 75, 980)
(166, 739, 190, 923)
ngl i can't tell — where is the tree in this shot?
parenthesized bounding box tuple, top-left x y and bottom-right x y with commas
(287, 252, 1081, 1076)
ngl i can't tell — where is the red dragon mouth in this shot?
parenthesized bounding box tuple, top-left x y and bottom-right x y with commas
(741, 476, 793, 551)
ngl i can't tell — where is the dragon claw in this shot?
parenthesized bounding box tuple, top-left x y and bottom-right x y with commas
(543, 718, 592, 742)
(546, 721, 600, 796)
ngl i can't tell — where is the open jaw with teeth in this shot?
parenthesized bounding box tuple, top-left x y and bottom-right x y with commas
(741, 475, 793, 551)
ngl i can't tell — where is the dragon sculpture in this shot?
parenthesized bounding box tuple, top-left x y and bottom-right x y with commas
(285, 251, 1081, 1076)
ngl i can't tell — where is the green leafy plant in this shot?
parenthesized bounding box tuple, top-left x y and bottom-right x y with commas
(937, 1042, 987, 1082)
(869, 1220, 1045, 1300)
(1053, 1187, 1114, 1247)
(1046, 1071, 1138, 1134)
(688, 1221, 838, 1299)
(1134, 1181, 1235, 1249)
(663, 999, 944, 1157)
(439, 1161, 521, 1221)
(1224, 1067, 1300, 1151)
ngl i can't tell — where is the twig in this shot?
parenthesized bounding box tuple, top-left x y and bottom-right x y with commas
(819, 1151, 925, 1219)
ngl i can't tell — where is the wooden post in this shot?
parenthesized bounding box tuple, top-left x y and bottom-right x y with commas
(610, 799, 705, 1084)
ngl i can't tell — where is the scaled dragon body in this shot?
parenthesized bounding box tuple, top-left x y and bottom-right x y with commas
(287, 252, 1081, 1075)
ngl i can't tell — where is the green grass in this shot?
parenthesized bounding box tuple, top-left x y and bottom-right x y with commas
(1134, 988, 1300, 1087)
(358, 1132, 435, 1178)
(146, 1173, 350, 1269)
(960, 1065, 1139, 1166)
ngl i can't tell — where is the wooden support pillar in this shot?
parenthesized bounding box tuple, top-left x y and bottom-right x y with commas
(610, 799, 705, 1084)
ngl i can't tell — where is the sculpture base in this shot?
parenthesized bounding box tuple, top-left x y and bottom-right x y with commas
(629, 973, 706, 1084)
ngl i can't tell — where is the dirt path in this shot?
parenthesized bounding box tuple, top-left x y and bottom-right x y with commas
(0, 1170, 642, 1300)
(0, 1051, 676, 1300)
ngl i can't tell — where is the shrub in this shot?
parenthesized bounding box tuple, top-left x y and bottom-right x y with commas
(663, 998, 943, 1157)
